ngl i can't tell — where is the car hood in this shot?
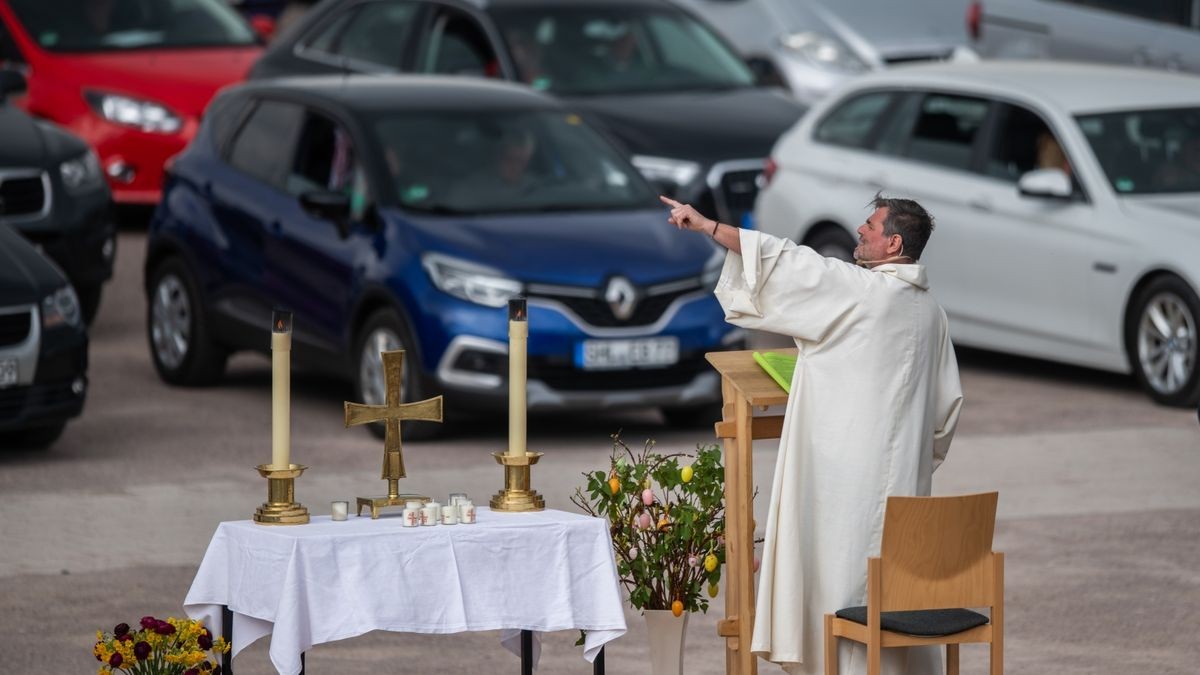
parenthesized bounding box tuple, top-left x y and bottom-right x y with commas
(0, 225, 65, 304)
(1121, 194, 1200, 237)
(769, 0, 968, 62)
(0, 104, 45, 166)
(565, 88, 804, 164)
(396, 207, 719, 286)
(47, 47, 261, 115)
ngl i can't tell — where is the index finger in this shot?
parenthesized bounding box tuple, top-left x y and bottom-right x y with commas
(658, 195, 683, 208)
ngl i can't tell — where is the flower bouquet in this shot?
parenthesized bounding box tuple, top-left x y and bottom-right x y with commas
(572, 435, 726, 616)
(93, 616, 229, 675)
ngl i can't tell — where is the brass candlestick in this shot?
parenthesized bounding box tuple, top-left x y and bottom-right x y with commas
(490, 451, 545, 511)
(253, 464, 310, 525)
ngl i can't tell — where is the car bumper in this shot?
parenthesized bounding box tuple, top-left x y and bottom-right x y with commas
(0, 326, 87, 432)
(85, 119, 196, 205)
(415, 292, 741, 411)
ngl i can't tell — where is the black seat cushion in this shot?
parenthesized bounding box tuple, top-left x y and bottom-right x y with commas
(834, 606, 989, 637)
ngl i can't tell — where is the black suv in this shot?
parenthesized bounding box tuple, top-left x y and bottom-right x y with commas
(0, 223, 88, 448)
(0, 70, 114, 324)
(249, 0, 805, 228)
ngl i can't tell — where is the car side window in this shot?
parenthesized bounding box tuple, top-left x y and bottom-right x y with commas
(306, 1, 418, 70)
(1053, 0, 1192, 27)
(814, 92, 894, 149)
(0, 18, 25, 63)
(984, 103, 1072, 182)
(903, 93, 989, 171)
(286, 112, 370, 220)
(227, 99, 305, 191)
(417, 7, 499, 77)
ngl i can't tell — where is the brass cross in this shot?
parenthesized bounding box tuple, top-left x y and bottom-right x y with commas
(344, 349, 443, 518)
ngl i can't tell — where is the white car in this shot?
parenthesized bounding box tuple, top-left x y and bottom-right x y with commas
(756, 61, 1200, 407)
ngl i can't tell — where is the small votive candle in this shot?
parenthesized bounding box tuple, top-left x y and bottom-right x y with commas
(441, 506, 458, 525)
(405, 500, 424, 511)
(449, 492, 468, 506)
(331, 501, 348, 521)
(421, 502, 440, 526)
(459, 501, 476, 524)
(402, 508, 420, 527)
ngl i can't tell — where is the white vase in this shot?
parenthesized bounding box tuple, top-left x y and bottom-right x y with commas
(644, 609, 689, 675)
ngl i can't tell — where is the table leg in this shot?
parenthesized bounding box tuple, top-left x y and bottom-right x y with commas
(593, 645, 605, 675)
(521, 629, 533, 675)
(221, 606, 233, 675)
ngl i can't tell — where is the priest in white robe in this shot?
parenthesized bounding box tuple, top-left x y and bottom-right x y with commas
(662, 194, 964, 675)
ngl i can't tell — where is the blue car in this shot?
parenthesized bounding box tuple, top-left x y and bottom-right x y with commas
(144, 75, 739, 433)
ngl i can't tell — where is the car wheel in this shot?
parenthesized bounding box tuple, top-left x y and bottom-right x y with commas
(354, 308, 440, 440)
(1125, 275, 1200, 407)
(0, 422, 66, 450)
(805, 227, 855, 262)
(147, 258, 227, 386)
(661, 402, 723, 429)
(77, 283, 103, 325)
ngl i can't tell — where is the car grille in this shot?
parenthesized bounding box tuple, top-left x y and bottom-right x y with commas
(529, 354, 710, 391)
(0, 382, 75, 421)
(0, 171, 48, 219)
(527, 277, 704, 328)
(709, 163, 764, 229)
(0, 311, 31, 347)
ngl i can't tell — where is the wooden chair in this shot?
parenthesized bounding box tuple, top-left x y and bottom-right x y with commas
(824, 492, 1003, 675)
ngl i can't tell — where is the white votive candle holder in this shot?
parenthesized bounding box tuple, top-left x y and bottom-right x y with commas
(402, 508, 420, 527)
(421, 503, 439, 526)
(441, 506, 458, 525)
(331, 501, 349, 521)
(459, 501, 476, 524)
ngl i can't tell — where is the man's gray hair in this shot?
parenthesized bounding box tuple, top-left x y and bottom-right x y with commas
(869, 193, 935, 260)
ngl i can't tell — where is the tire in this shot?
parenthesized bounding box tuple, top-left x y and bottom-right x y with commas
(1125, 275, 1200, 407)
(804, 227, 856, 262)
(0, 422, 66, 450)
(77, 283, 103, 326)
(146, 257, 227, 386)
(661, 402, 723, 429)
(354, 308, 441, 440)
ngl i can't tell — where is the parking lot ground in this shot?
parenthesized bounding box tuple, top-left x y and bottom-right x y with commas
(1, 230, 1197, 673)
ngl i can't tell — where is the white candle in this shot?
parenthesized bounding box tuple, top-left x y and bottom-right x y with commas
(508, 299, 527, 458)
(331, 501, 348, 521)
(271, 310, 293, 470)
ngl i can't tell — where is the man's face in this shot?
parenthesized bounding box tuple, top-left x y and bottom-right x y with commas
(854, 207, 895, 263)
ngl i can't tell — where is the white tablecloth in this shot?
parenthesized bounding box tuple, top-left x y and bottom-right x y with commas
(184, 507, 626, 675)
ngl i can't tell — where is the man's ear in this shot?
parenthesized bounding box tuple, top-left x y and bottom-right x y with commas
(887, 234, 905, 256)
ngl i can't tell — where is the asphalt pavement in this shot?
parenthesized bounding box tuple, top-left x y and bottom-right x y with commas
(1, 229, 1197, 674)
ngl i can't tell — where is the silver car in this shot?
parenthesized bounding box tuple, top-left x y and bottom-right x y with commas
(971, 0, 1200, 73)
(674, 0, 974, 104)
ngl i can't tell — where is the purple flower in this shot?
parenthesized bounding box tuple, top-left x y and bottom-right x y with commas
(198, 633, 213, 650)
(140, 616, 157, 629)
(109, 653, 123, 668)
(155, 621, 176, 635)
(114, 623, 130, 638)
(183, 669, 200, 675)
(134, 641, 152, 660)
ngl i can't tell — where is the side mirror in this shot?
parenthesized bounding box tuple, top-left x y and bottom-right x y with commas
(745, 57, 787, 90)
(0, 69, 26, 99)
(1018, 168, 1072, 200)
(299, 190, 352, 235)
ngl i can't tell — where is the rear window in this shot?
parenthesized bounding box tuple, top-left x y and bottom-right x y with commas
(9, 0, 256, 52)
(904, 94, 989, 171)
(814, 92, 893, 149)
(227, 100, 304, 189)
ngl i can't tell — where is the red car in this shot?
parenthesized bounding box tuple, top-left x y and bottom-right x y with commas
(0, 0, 263, 205)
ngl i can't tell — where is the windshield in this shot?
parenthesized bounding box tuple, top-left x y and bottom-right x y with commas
(373, 110, 658, 214)
(9, 0, 256, 52)
(492, 6, 755, 96)
(1076, 107, 1200, 195)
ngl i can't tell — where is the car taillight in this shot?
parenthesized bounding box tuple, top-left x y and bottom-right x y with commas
(763, 157, 778, 187)
(967, 1, 982, 41)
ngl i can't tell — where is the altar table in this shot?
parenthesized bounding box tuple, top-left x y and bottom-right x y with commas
(184, 507, 626, 675)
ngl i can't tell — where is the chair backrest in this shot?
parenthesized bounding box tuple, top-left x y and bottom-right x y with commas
(878, 492, 998, 612)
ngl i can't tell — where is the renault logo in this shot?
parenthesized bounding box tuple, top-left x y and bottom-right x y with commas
(605, 276, 638, 321)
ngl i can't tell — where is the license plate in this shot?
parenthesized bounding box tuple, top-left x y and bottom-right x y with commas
(0, 358, 17, 388)
(576, 337, 679, 371)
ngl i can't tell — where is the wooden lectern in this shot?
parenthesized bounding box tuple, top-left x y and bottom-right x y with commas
(705, 349, 795, 675)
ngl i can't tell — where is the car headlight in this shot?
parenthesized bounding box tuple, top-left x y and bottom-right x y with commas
(42, 285, 82, 330)
(780, 32, 868, 73)
(631, 155, 702, 189)
(422, 253, 522, 308)
(59, 150, 103, 193)
(84, 91, 182, 134)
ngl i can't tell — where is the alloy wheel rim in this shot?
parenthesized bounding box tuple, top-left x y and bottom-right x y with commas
(359, 328, 404, 405)
(151, 274, 190, 370)
(1137, 291, 1197, 395)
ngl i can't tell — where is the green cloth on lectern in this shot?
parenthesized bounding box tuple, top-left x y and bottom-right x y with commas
(753, 351, 796, 394)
